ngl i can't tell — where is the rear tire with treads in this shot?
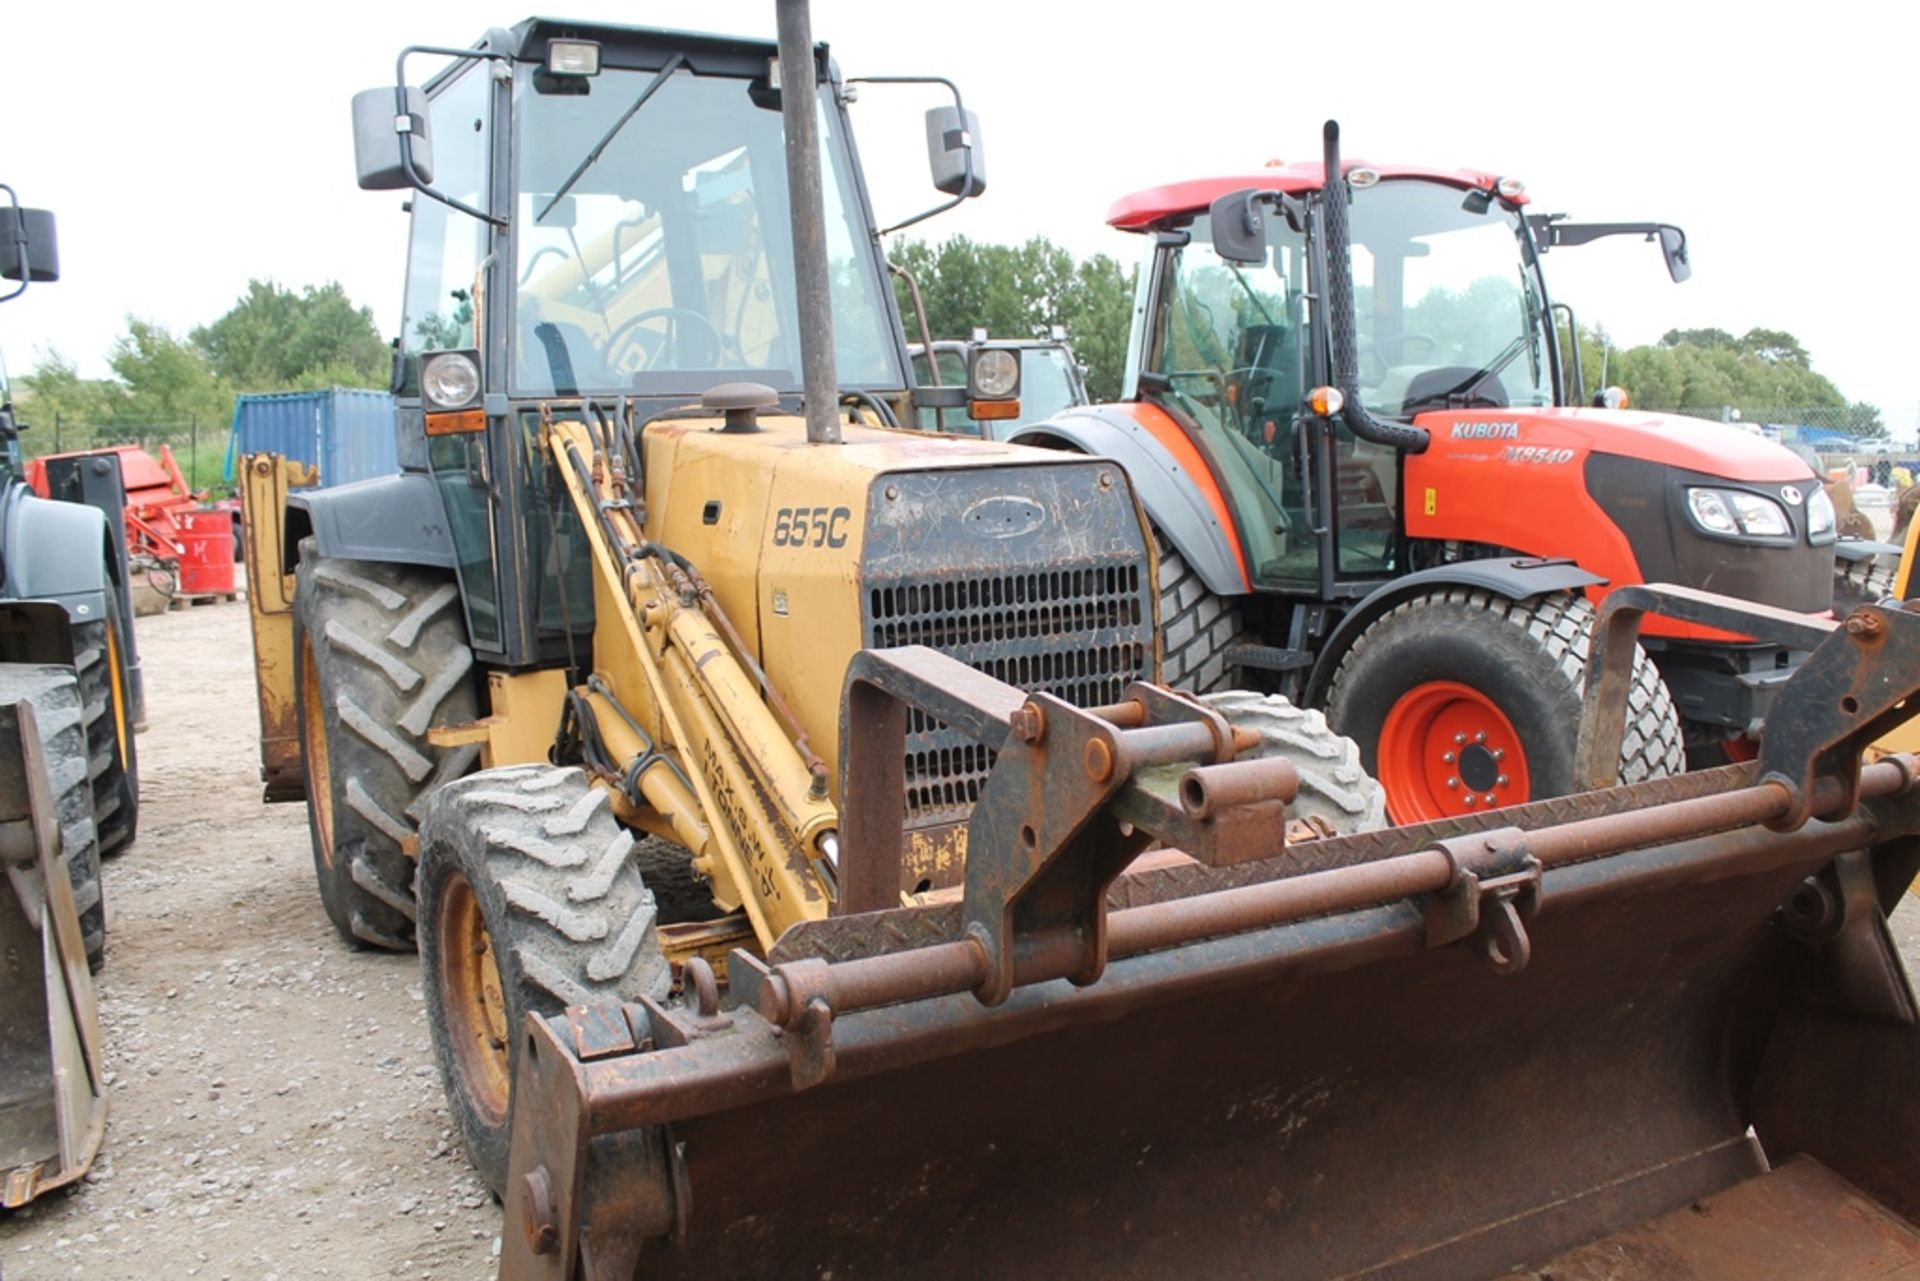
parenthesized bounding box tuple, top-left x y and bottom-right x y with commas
(417, 765, 672, 1197)
(0, 664, 106, 970)
(293, 544, 479, 951)
(1155, 531, 1250, 693)
(1324, 589, 1682, 825)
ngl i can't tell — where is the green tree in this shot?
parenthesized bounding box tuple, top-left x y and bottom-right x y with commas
(889, 235, 1137, 400)
(108, 318, 230, 427)
(11, 347, 125, 442)
(192, 279, 389, 391)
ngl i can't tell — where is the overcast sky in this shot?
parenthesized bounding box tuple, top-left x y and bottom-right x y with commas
(3, 1, 1913, 439)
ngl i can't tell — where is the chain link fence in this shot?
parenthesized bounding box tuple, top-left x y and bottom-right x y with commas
(40, 415, 234, 494)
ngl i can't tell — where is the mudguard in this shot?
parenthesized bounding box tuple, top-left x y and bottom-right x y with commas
(1010, 405, 1247, 597)
(1301, 558, 1606, 706)
(0, 483, 112, 625)
(288, 471, 456, 570)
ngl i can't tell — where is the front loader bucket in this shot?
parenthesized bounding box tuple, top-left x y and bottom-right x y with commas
(502, 596, 1920, 1280)
(0, 697, 106, 1206)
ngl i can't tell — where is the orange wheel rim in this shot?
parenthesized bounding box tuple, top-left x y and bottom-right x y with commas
(298, 633, 336, 864)
(438, 871, 512, 1126)
(1378, 680, 1530, 824)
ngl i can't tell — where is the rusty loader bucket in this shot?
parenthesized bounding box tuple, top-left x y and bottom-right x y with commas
(0, 696, 107, 1206)
(501, 587, 1920, 1280)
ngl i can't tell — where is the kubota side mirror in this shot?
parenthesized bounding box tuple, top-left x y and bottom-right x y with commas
(1659, 225, 1691, 283)
(1208, 189, 1269, 264)
(925, 105, 986, 197)
(0, 205, 58, 285)
(351, 85, 434, 191)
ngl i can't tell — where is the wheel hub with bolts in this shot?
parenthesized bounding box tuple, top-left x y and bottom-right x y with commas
(1379, 680, 1531, 822)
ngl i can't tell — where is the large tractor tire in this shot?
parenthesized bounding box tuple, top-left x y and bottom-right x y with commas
(1324, 589, 1683, 825)
(417, 765, 672, 1197)
(1201, 691, 1388, 833)
(1155, 532, 1248, 694)
(293, 546, 479, 951)
(73, 591, 139, 857)
(0, 664, 106, 970)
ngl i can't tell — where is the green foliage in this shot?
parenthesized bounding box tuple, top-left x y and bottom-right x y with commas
(890, 235, 1137, 401)
(1574, 324, 1885, 438)
(191, 280, 389, 391)
(11, 281, 390, 477)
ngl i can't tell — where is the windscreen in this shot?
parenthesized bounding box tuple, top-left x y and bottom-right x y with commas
(512, 65, 901, 398)
(1347, 180, 1552, 414)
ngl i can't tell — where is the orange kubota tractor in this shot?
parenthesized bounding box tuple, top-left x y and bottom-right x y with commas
(1004, 133, 1846, 823)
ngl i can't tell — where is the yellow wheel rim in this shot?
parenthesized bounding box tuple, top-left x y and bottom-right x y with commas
(438, 870, 512, 1125)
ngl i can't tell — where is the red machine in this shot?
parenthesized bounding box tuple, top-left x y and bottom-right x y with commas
(26, 444, 235, 600)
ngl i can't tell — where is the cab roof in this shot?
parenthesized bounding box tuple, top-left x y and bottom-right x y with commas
(1106, 161, 1515, 232)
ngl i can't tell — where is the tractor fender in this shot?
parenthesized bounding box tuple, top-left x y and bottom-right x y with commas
(287, 472, 457, 571)
(0, 482, 113, 626)
(1010, 406, 1247, 597)
(1301, 559, 1606, 707)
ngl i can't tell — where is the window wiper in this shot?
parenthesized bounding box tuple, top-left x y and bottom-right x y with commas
(539, 53, 686, 222)
(1434, 331, 1532, 405)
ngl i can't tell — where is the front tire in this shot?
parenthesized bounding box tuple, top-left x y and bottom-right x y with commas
(417, 765, 672, 1197)
(1324, 589, 1682, 825)
(1200, 691, 1388, 833)
(293, 545, 479, 951)
(0, 664, 106, 969)
(73, 590, 138, 857)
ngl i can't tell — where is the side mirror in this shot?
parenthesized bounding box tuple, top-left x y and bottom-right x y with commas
(0, 206, 58, 283)
(1208, 189, 1269, 264)
(351, 86, 434, 191)
(1658, 225, 1690, 283)
(925, 106, 986, 197)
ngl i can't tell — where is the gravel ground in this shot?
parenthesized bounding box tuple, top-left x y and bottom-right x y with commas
(3, 551, 1919, 1279)
(1, 599, 499, 1280)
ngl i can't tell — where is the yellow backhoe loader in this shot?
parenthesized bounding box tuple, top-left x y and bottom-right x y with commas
(242, 6, 1920, 1277)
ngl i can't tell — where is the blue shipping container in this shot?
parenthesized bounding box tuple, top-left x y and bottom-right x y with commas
(225, 388, 398, 487)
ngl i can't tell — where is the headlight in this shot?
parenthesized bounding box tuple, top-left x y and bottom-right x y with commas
(1806, 487, 1836, 537)
(1686, 488, 1738, 535)
(969, 347, 1020, 400)
(1685, 486, 1791, 539)
(1728, 491, 1789, 537)
(421, 350, 481, 410)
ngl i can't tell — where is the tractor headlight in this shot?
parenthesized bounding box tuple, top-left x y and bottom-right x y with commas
(421, 350, 481, 410)
(969, 347, 1020, 400)
(1685, 486, 1791, 540)
(1806, 486, 1836, 537)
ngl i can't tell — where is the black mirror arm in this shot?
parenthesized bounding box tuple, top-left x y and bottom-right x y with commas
(855, 75, 975, 238)
(0, 185, 27, 305)
(393, 45, 510, 229)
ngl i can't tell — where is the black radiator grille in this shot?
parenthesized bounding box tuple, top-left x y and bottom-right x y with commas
(867, 565, 1150, 822)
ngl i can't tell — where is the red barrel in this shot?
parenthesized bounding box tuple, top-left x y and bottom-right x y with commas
(174, 508, 236, 597)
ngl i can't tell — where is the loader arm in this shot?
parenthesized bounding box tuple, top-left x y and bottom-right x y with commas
(544, 414, 839, 950)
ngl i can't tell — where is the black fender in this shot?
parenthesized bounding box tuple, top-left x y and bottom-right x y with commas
(0, 480, 114, 627)
(1009, 406, 1248, 597)
(287, 472, 456, 572)
(1301, 559, 1607, 707)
